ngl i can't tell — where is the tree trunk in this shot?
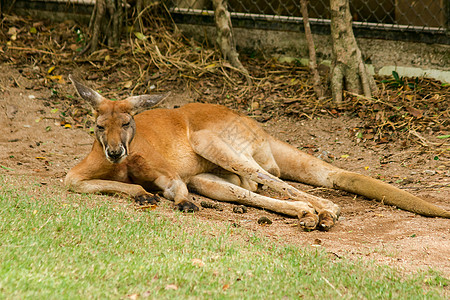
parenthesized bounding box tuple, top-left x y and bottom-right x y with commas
(300, 0, 323, 99)
(78, 0, 124, 56)
(212, 0, 252, 85)
(330, 0, 377, 102)
(135, 0, 143, 32)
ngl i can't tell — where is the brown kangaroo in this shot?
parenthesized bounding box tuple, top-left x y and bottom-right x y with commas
(65, 75, 450, 231)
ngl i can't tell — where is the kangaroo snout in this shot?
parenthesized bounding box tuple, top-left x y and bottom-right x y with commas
(105, 145, 126, 163)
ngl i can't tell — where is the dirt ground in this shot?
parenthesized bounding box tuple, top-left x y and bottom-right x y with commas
(1, 64, 449, 280)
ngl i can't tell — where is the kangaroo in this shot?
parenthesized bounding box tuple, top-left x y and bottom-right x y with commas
(65, 75, 450, 231)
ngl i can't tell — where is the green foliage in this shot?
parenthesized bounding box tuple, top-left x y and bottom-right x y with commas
(381, 71, 419, 90)
(74, 28, 85, 44)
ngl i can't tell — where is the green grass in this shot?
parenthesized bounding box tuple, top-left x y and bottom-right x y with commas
(0, 175, 447, 299)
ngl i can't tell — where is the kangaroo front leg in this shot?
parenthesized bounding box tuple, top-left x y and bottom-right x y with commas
(153, 175, 198, 212)
(189, 173, 319, 230)
(65, 176, 159, 205)
(125, 154, 198, 212)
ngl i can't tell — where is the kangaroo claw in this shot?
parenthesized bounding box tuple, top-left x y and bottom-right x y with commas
(318, 211, 337, 231)
(298, 211, 319, 231)
(177, 201, 199, 213)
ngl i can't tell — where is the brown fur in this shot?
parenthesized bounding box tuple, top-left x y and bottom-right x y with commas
(65, 76, 450, 231)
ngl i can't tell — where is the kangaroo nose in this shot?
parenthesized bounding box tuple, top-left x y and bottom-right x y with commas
(106, 146, 125, 162)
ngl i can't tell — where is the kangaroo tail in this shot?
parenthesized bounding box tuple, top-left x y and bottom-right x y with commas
(269, 138, 450, 218)
(330, 170, 450, 218)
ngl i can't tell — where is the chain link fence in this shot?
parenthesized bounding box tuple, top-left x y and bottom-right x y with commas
(169, 0, 449, 29)
(3, 0, 95, 22)
(168, 0, 449, 44)
(3, 0, 450, 43)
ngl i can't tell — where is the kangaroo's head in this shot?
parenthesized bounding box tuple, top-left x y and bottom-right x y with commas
(69, 75, 168, 163)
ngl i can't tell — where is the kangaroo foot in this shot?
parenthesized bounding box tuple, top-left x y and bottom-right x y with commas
(298, 210, 319, 231)
(317, 211, 337, 231)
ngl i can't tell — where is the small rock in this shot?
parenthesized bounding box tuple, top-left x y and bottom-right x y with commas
(233, 205, 247, 214)
(192, 258, 205, 267)
(312, 238, 322, 246)
(423, 170, 436, 176)
(317, 150, 333, 163)
(6, 105, 18, 119)
(127, 293, 138, 300)
(165, 284, 178, 290)
(400, 178, 414, 185)
(257, 216, 272, 225)
(200, 201, 223, 211)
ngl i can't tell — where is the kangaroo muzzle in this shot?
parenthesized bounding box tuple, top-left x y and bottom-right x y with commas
(105, 144, 127, 163)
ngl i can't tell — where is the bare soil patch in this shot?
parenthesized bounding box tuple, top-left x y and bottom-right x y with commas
(0, 15, 449, 279)
(1, 64, 449, 279)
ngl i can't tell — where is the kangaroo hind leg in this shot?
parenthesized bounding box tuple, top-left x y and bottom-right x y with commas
(188, 173, 319, 229)
(190, 130, 338, 230)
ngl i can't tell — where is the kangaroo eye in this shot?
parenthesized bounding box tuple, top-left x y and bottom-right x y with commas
(97, 125, 105, 131)
(122, 122, 130, 128)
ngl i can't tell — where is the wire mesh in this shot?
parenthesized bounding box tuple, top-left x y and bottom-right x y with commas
(168, 0, 449, 32)
(4, 0, 449, 41)
(25, 0, 96, 4)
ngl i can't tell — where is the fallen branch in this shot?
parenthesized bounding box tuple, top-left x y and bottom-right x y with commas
(7, 46, 60, 55)
(409, 130, 447, 147)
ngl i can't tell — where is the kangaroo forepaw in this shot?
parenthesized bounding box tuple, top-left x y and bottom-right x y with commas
(298, 211, 319, 231)
(134, 194, 160, 205)
(317, 211, 337, 231)
(177, 201, 199, 213)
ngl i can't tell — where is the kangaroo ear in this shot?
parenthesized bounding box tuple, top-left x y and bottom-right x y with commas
(69, 74, 104, 110)
(125, 92, 170, 115)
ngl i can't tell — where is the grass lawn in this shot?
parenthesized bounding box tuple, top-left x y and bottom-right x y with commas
(0, 175, 447, 299)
